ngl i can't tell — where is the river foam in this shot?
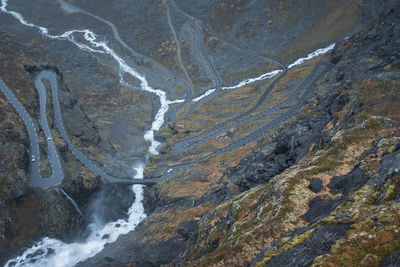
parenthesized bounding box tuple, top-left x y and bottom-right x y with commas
(5, 163, 146, 267)
(1, 0, 336, 264)
(287, 43, 336, 69)
(0, 0, 175, 265)
(192, 43, 336, 102)
(0, 0, 184, 156)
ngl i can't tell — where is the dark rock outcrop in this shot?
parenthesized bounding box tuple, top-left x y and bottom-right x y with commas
(328, 168, 366, 195)
(263, 224, 350, 267)
(367, 145, 400, 187)
(1, 0, 399, 266)
(301, 197, 343, 223)
(308, 178, 323, 193)
(380, 250, 400, 267)
(224, 90, 348, 193)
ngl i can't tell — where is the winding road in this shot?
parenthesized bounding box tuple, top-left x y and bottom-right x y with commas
(173, 60, 326, 154)
(181, 19, 223, 118)
(163, 0, 193, 89)
(55, 0, 306, 180)
(164, 0, 294, 139)
(0, 77, 63, 189)
(0, 0, 335, 188)
(57, 0, 193, 121)
(170, 0, 285, 68)
(0, 71, 160, 187)
(160, 61, 333, 179)
(0, 1, 340, 266)
(58, 0, 288, 123)
(168, 0, 286, 119)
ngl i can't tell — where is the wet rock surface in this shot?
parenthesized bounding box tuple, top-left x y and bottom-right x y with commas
(368, 145, 400, 188)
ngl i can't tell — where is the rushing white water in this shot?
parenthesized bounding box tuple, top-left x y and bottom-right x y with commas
(0, 0, 184, 156)
(5, 163, 146, 267)
(192, 69, 281, 102)
(1, 0, 337, 264)
(192, 88, 216, 102)
(192, 43, 336, 102)
(0, 0, 179, 265)
(222, 69, 282, 91)
(287, 43, 335, 69)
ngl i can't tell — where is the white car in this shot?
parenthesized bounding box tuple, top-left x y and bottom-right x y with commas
(31, 155, 35, 162)
(47, 137, 51, 141)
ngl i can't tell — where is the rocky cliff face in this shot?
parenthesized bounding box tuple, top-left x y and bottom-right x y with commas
(0, 0, 399, 266)
(186, 4, 400, 265)
(80, 1, 400, 266)
(0, 37, 83, 261)
(0, 32, 135, 263)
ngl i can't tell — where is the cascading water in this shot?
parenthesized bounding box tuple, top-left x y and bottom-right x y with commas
(1, 0, 337, 265)
(193, 43, 336, 101)
(0, 0, 175, 265)
(60, 188, 83, 217)
(5, 163, 146, 267)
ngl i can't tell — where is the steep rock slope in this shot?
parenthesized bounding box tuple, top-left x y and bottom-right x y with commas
(183, 5, 400, 266)
(0, 35, 83, 261)
(0, 32, 134, 263)
(80, 2, 399, 266)
(0, 0, 398, 266)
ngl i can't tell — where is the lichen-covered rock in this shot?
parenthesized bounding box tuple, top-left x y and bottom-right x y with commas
(1, 0, 399, 265)
(184, 4, 400, 266)
(137, 3, 400, 266)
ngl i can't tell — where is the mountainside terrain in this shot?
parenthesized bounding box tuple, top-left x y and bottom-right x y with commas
(81, 2, 400, 266)
(0, 0, 399, 266)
